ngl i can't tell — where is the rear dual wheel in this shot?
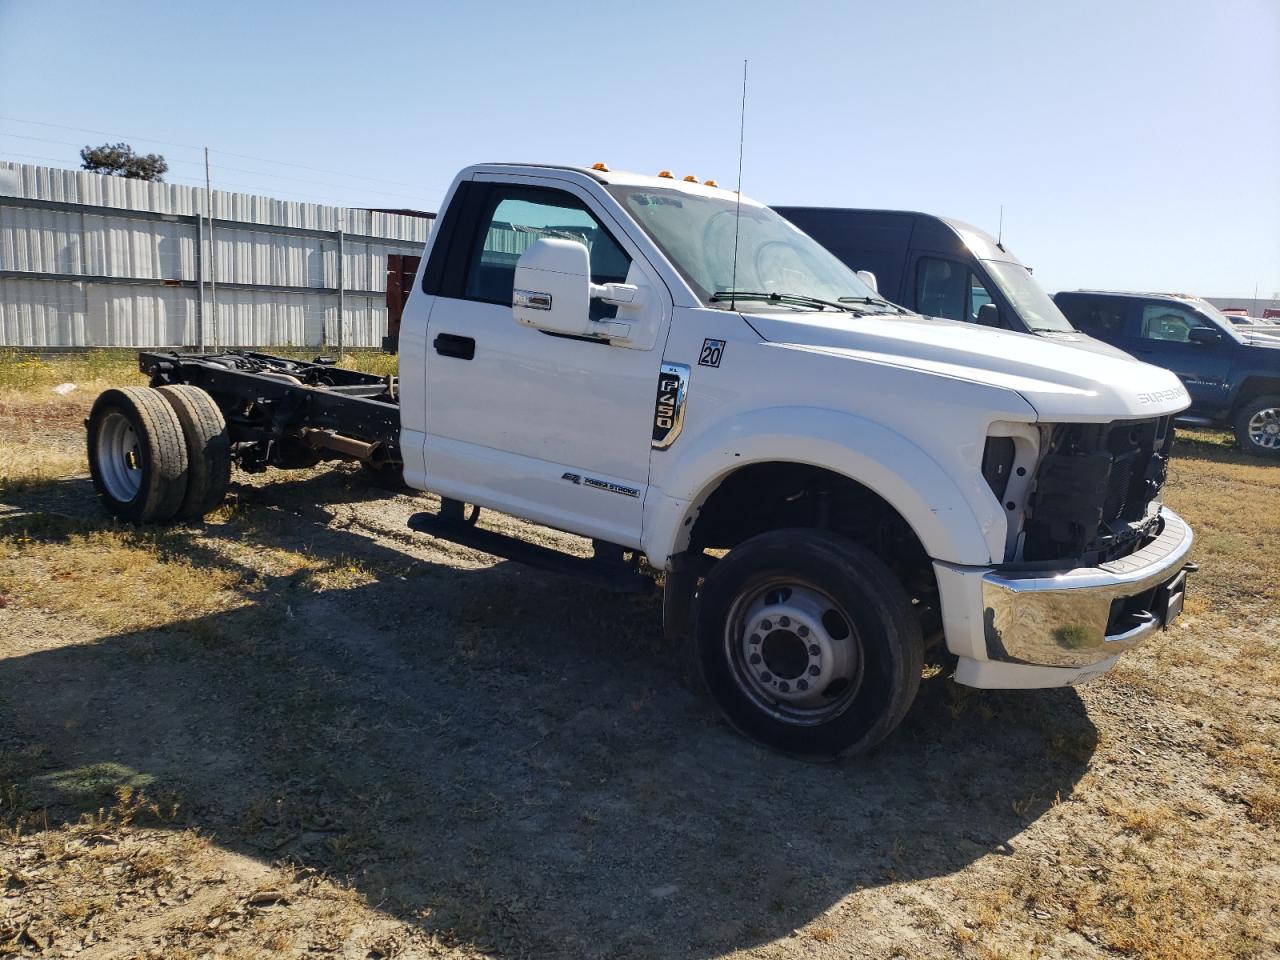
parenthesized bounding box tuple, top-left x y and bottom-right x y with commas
(695, 529, 924, 758)
(155, 385, 231, 519)
(87, 385, 229, 523)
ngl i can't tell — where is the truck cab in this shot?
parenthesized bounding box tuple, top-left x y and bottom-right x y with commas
(1054, 290, 1280, 458)
(771, 207, 1113, 350)
(393, 164, 1196, 755)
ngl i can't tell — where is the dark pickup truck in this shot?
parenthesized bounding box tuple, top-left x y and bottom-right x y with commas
(1055, 290, 1280, 458)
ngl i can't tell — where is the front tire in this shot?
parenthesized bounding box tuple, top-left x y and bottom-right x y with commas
(695, 529, 923, 758)
(1233, 395, 1280, 458)
(87, 387, 189, 523)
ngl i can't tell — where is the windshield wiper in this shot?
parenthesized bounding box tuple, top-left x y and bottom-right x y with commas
(838, 295, 906, 314)
(711, 291, 853, 312)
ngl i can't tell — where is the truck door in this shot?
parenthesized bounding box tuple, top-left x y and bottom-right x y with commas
(419, 177, 668, 548)
(1124, 300, 1233, 414)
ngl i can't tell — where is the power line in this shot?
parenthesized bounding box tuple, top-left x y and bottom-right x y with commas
(0, 114, 205, 153)
(0, 114, 426, 191)
(0, 136, 429, 204)
(0, 131, 209, 169)
(207, 161, 434, 202)
(209, 148, 425, 190)
(0, 152, 429, 208)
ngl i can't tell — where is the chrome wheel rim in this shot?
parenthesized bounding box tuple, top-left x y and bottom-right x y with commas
(1247, 407, 1280, 450)
(723, 577, 863, 726)
(97, 411, 142, 502)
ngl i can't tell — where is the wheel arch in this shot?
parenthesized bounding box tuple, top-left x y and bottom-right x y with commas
(642, 407, 1002, 568)
(1231, 374, 1280, 412)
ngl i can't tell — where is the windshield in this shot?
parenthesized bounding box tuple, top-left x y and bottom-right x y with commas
(606, 185, 882, 310)
(981, 260, 1074, 333)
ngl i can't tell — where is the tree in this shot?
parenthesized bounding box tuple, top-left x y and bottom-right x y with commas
(79, 142, 168, 181)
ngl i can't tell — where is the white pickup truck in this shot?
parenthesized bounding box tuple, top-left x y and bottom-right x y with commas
(86, 162, 1197, 757)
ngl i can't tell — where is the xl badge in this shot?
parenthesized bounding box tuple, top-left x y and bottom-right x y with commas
(699, 339, 725, 368)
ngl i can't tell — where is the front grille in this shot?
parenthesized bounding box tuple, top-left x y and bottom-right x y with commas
(1022, 417, 1173, 563)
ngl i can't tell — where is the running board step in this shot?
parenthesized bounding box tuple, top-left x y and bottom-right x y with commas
(407, 510, 653, 594)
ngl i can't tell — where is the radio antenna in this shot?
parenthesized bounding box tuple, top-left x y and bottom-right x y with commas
(997, 204, 1005, 250)
(729, 59, 748, 310)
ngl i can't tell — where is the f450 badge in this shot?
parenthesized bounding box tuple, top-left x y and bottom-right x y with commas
(652, 362, 690, 450)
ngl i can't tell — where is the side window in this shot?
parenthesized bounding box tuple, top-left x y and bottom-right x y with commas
(462, 186, 631, 307)
(915, 257, 967, 321)
(916, 257, 992, 323)
(1140, 303, 1214, 343)
(967, 274, 994, 323)
(1061, 296, 1127, 338)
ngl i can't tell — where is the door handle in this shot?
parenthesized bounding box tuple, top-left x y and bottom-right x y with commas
(434, 333, 475, 360)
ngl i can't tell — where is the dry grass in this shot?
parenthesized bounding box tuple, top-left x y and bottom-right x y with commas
(0, 353, 144, 496)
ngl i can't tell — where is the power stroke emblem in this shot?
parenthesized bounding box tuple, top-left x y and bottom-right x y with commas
(560, 472, 640, 498)
(652, 362, 690, 450)
(699, 338, 725, 367)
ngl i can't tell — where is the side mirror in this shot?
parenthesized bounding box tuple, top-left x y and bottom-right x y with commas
(976, 303, 1001, 328)
(1188, 326, 1223, 345)
(512, 238, 641, 341)
(513, 238, 594, 337)
(855, 269, 878, 294)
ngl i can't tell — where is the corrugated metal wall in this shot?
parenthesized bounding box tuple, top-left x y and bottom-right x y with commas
(0, 161, 431, 348)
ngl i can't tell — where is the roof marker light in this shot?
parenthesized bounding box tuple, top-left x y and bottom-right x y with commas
(591, 162, 610, 172)
(703, 179, 718, 187)
(658, 170, 674, 178)
(683, 174, 698, 182)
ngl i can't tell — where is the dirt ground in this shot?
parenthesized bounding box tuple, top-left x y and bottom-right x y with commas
(1, 360, 1278, 960)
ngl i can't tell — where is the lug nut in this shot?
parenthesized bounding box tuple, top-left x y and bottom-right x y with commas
(797, 679, 808, 691)
(778, 681, 790, 692)
(749, 653, 761, 665)
(779, 616, 790, 627)
(797, 625, 809, 637)
(761, 620, 772, 631)
(808, 644, 820, 656)
(760, 672, 772, 682)
(749, 633, 761, 644)
(808, 665, 820, 676)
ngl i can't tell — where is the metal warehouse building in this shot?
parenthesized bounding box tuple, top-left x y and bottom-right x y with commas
(0, 161, 431, 348)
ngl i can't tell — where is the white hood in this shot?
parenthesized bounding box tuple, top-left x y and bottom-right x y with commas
(743, 310, 1191, 422)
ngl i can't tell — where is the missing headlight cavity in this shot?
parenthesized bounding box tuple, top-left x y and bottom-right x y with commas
(1022, 416, 1173, 564)
(981, 437, 1016, 501)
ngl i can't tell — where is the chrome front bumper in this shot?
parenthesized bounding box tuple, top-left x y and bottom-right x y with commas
(980, 509, 1195, 669)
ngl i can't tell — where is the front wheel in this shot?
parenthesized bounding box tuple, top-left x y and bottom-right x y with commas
(1233, 395, 1280, 458)
(695, 529, 924, 758)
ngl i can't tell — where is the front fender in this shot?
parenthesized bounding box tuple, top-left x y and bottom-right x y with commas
(642, 406, 1005, 568)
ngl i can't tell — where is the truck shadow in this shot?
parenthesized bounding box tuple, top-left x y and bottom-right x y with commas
(0, 471, 1098, 958)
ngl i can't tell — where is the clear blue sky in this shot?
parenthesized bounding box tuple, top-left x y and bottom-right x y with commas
(1, 0, 1277, 298)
